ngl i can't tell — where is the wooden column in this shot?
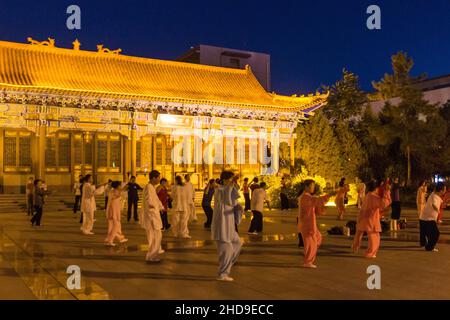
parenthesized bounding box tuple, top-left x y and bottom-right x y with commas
(37, 124, 46, 180)
(124, 136, 131, 181)
(130, 129, 137, 177)
(290, 136, 295, 171)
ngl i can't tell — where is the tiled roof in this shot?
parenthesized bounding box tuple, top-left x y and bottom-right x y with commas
(0, 39, 327, 112)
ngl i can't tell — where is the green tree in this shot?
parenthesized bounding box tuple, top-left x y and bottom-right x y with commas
(322, 69, 368, 125)
(334, 120, 367, 181)
(371, 51, 424, 100)
(295, 111, 342, 183)
(375, 89, 446, 185)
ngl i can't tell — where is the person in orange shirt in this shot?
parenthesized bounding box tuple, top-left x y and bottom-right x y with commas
(297, 179, 334, 268)
(352, 179, 392, 258)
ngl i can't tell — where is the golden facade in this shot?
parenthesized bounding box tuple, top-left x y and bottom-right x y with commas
(0, 38, 327, 193)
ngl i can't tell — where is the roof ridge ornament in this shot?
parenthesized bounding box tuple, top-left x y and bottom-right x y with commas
(72, 39, 81, 50)
(97, 44, 122, 55)
(27, 37, 55, 47)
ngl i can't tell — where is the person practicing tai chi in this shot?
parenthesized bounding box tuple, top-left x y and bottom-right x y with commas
(248, 182, 270, 235)
(202, 179, 216, 229)
(126, 176, 143, 222)
(352, 179, 391, 258)
(297, 179, 333, 268)
(171, 175, 191, 239)
(80, 174, 106, 235)
(335, 179, 349, 220)
(142, 170, 164, 262)
(156, 178, 172, 230)
(419, 183, 447, 252)
(212, 171, 243, 281)
(104, 181, 128, 246)
(184, 174, 197, 222)
(416, 180, 428, 217)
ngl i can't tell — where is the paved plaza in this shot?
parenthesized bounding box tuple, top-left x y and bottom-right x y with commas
(1, 204, 449, 300)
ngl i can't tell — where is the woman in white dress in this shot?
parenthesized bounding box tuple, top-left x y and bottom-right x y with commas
(171, 175, 191, 239)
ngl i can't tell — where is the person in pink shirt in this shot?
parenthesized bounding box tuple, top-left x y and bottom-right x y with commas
(105, 181, 128, 246)
(297, 179, 334, 268)
(352, 179, 392, 258)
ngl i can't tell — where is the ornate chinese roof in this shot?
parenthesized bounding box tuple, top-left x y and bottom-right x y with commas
(0, 38, 327, 120)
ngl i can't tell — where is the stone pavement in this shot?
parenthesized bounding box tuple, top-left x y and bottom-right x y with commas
(0, 204, 449, 300)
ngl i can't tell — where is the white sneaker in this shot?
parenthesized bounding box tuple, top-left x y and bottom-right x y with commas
(432, 248, 439, 252)
(302, 264, 317, 268)
(182, 235, 192, 239)
(217, 275, 234, 281)
(119, 238, 128, 243)
(158, 249, 165, 254)
(146, 258, 161, 262)
(105, 242, 116, 247)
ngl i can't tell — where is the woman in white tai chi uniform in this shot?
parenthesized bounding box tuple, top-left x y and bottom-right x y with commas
(80, 174, 106, 235)
(212, 171, 243, 282)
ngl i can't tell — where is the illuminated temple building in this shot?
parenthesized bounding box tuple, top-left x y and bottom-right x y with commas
(0, 38, 327, 193)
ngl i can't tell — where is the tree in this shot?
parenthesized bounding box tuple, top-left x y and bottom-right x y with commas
(295, 111, 342, 183)
(375, 88, 446, 185)
(322, 69, 368, 125)
(334, 120, 367, 181)
(371, 51, 425, 100)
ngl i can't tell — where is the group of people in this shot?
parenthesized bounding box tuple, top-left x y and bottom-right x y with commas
(24, 170, 449, 281)
(297, 177, 449, 269)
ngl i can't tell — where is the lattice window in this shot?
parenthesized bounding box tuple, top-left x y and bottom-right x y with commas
(110, 140, 121, 168)
(97, 140, 108, 167)
(74, 136, 82, 164)
(96, 133, 121, 172)
(155, 137, 163, 165)
(18, 137, 31, 166)
(165, 136, 173, 165)
(45, 137, 57, 167)
(3, 137, 16, 166)
(84, 140, 93, 165)
(3, 131, 32, 172)
(58, 138, 71, 167)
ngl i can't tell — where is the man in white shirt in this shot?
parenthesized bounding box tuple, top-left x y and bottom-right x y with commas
(184, 174, 197, 222)
(142, 170, 164, 262)
(419, 183, 446, 252)
(248, 182, 270, 235)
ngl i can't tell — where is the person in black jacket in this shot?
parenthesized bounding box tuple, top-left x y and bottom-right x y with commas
(30, 179, 51, 226)
(126, 176, 143, 222)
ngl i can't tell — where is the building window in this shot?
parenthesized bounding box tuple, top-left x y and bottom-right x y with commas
(3, 131, 32, 172)
(137, 136, 152, 172)
(96, 133, 121, 173)
(155, 137, 163, 166)
(229, 58, 240, 68)
(165, 136, 173, 165)
(45, 132, 71, 172)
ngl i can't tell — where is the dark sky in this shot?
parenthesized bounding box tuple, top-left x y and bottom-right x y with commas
(1, 0, 449, 94)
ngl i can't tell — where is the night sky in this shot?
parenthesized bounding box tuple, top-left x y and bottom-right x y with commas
(1, 0, 449, 94)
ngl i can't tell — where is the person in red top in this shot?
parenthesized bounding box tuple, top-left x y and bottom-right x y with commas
(156, 178, 171, 230)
